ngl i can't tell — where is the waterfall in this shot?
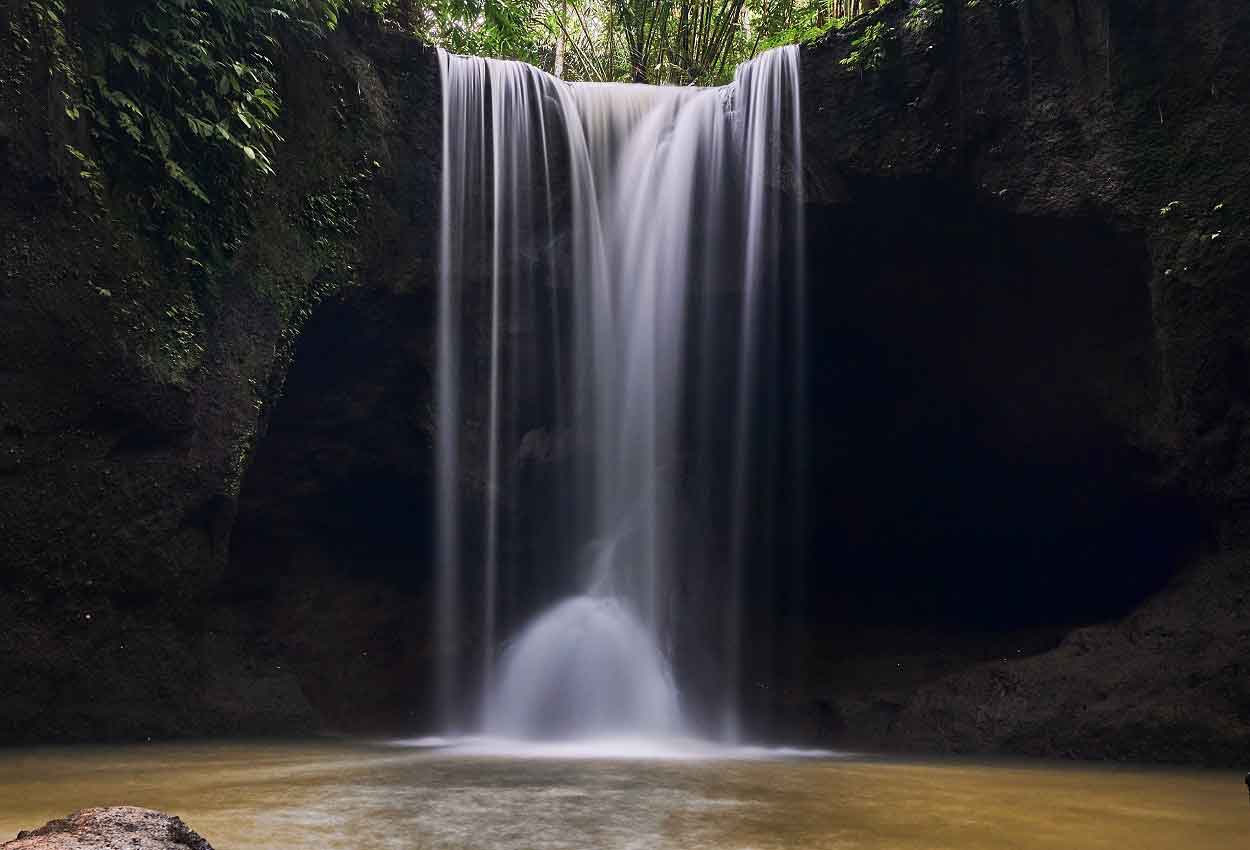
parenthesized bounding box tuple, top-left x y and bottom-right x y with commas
(435, 46, 804, 743)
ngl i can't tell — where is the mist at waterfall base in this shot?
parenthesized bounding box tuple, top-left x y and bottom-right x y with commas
(422, 45, 812, 759)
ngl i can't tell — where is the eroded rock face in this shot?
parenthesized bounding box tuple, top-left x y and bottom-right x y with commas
(884, 550, 1250, 763)
(2, 808, 213, 850)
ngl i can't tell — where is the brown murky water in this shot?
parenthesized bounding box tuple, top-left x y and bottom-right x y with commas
(1, 739, 1245, 849)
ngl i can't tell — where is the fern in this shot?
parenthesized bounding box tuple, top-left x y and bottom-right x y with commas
(30, 1, 349, 270)
(840, 21, 891, 73)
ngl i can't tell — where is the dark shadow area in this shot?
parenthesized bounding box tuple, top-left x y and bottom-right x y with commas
(727, 178, 1207, 742)
(225, 285, 440, 732)
(797, 179, 1200, 634)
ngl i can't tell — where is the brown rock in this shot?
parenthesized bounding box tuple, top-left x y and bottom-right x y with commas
(2, 808, 213, 850)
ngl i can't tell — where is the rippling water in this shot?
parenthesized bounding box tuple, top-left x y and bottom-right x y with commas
(1, 740, 1244, 849)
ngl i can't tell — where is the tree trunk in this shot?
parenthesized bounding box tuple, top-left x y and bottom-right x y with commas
(555, 0, 566, 77)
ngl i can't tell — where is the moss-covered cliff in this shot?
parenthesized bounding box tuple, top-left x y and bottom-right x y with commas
(0, 3, 441, 740)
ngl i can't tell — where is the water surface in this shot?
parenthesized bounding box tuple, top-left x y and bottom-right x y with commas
(1, 739, 1244, 849)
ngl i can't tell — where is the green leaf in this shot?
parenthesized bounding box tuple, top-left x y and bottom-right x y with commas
(151, 119, 172, 156)
(117, 112, 143, 143)
(165, 159, 210, 203)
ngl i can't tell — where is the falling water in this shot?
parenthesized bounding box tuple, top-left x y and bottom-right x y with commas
(435, 54, 483, 729)
(436, 46, 804, 743)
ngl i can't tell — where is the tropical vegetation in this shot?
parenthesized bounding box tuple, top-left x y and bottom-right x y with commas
(371, 0, 882, 84)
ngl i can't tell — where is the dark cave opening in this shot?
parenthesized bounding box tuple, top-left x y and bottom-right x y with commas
(796, 178, 1200, 638)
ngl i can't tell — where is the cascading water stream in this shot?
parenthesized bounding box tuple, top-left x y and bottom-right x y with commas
(435, 46, 804, 746)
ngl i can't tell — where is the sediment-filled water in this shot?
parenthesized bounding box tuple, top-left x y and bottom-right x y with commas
(2, 741, 1244, 850)
(435, 45, 805, 740)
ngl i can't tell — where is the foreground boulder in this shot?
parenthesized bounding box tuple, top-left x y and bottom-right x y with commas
(2, 808, 213, 850)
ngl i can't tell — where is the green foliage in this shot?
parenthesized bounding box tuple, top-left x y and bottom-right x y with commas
(840, 19, 891, 73)
(17, 1, 84, 119)
(283, 156, 379, 318)
(300, 159, 377, 241)
(81, 1, 345, 202)
(444, 0, 548, 64)
(364, 0, 548, 66)
(64, 144, 105, 206)
(904, 0, 941, 34)
(11, 0, 351, 275)
(754, 1, 849, 57)
(157, 294, 208, 378)
(364, 0, 880, 85)
(10, 0, 380, 384)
